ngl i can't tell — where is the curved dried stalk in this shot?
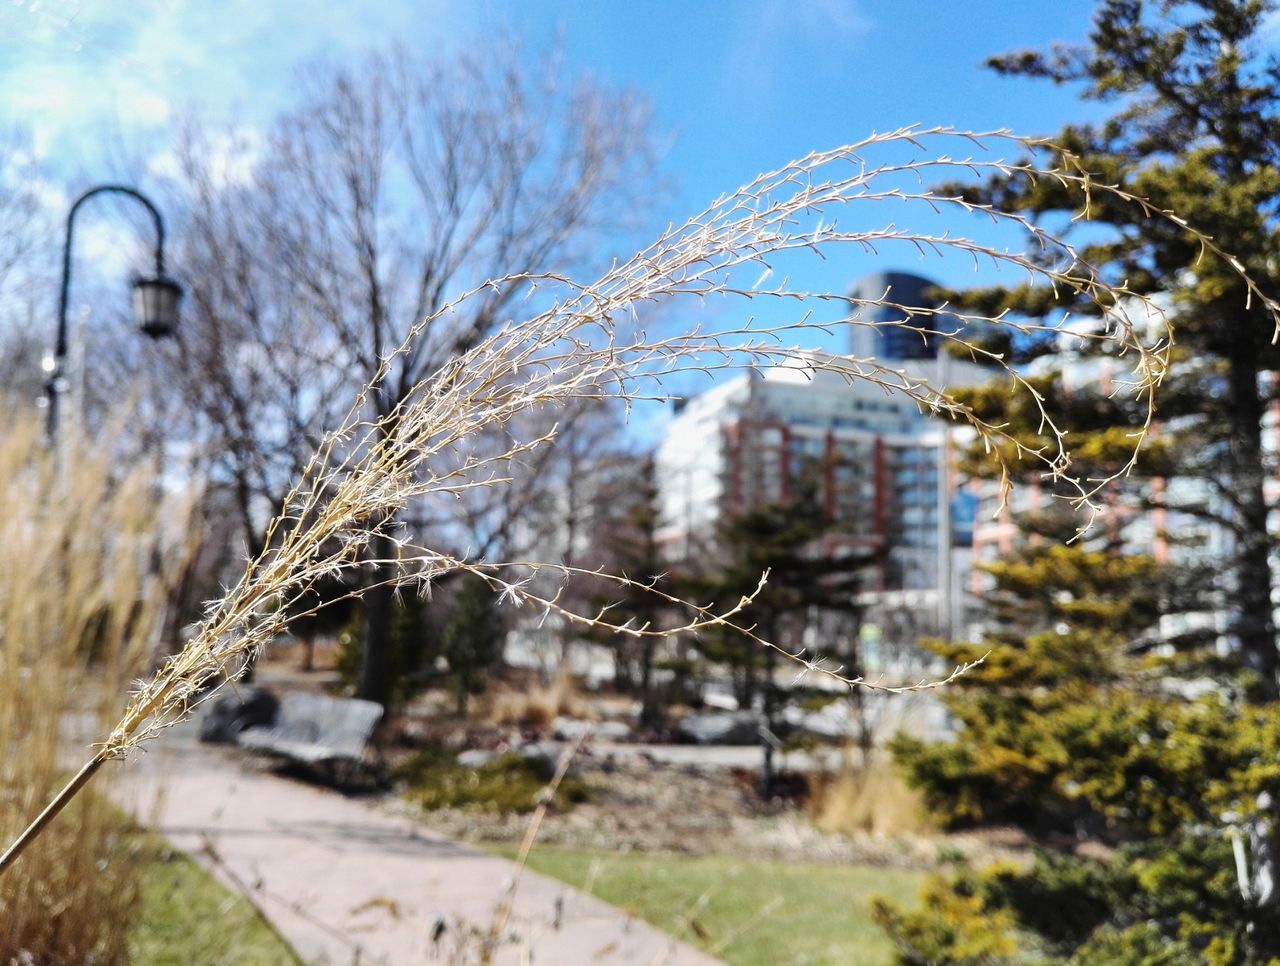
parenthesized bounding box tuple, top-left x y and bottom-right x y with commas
(3, 127, 1275, 876)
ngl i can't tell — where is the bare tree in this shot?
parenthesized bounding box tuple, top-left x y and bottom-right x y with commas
(0, 130, 54, 405)
(484, 396, 644, 678)
(159, 123, 351, 545)
(161, 44, 662, 704)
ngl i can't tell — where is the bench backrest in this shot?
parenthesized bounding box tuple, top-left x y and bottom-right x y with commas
(274, 692, 383, 758)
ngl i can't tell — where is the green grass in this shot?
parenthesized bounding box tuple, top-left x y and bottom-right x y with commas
(491, 845, 923, 965)
(130, 842, 299, 965)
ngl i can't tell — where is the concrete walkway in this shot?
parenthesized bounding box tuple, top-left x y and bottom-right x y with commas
(113, 725, 719, 965)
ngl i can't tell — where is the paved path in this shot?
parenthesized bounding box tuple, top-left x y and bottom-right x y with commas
(113, 725, 719, 965)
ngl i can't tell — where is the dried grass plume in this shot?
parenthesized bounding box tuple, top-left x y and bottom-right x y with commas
(4, 126, 1276, 874)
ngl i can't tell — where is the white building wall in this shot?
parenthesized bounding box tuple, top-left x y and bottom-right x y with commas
(653, 356, 994, 628)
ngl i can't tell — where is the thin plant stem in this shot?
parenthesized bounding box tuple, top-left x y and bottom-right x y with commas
(0, 754, 108, 877)
(482, 733, 586, 963)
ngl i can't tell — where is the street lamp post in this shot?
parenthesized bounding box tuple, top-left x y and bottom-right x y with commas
(45, 185, 183, 439)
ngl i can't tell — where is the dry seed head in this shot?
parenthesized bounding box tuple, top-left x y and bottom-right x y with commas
(101, 126, 1278, 758)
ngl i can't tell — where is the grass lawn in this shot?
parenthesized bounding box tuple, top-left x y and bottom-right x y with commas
(130, 842, 299, 965)
(491, 845, 922, 965)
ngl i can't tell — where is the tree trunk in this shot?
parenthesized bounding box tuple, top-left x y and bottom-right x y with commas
(356, 531, 396, 708)
(638, 638, 661, 728)
(1225, 355, 1280, 927)
(760, 646, 778, 797)
(1226, 356, 1278, 701)
(612, 643, 635, 693)
(734, 645, 757, 710)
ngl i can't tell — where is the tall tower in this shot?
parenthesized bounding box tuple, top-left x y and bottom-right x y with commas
(847, 271, 950, 361)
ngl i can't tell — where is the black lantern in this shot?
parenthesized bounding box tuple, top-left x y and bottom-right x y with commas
(131, 274, 183, 338)
(46, 185, 181, 438)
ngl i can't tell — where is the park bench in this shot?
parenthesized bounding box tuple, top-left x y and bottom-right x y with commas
(237, 691, 383, 784)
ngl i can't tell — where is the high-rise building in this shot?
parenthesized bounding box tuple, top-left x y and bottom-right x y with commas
(654, 271, 991, 639)
(847, 271, 953, 361)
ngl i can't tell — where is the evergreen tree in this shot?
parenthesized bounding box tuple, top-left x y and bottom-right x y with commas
(894, 540, 1183, 831)
(942, 0, 1280, 695)
(879, 3, 1280, 958)
(881, 527, 1280, 961)
(695, 488, 868, 793)
(334, 593, 438, 707)
(589, 457, 669, 727)
(440, 574, 503, 715)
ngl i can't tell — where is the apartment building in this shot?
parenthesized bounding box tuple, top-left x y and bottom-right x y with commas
(654, 271, 992, 643)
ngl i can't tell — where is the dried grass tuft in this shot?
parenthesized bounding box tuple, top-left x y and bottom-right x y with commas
(0, 419, 194, 957)
(6, 127, 1277, 871)
(479, 674, 587, 728)
(808, 760, 931, 838)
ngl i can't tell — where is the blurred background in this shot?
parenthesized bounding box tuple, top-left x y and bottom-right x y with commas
(4, 1, 1280, 963)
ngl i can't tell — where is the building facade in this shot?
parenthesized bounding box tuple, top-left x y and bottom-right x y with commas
(654, 271, 992, 642)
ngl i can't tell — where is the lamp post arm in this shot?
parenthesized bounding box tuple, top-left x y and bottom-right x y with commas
(48, 185, 170, 439)
(56, 184, 168, 359)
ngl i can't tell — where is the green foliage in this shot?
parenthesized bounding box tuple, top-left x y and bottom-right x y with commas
(693, 491, 867, 707)
(874, 836, 1257, 965)
(691, 489, 871, 790)
(651, 655, 700, 708)
(946, 0, 1280, 687)
(1068, 924, 1203, 966)
(871, 869, 1022, 965)
(886, 529, 1280, 958)
(393, 748, 589, 814)
(891, 542, 1191, 832)
(335, 608, 362, 685)
(587, 457, 669, 724)
(335, 594, 438, 705)
(884, 5, 1280, 956)
(439, 573, 503, 714)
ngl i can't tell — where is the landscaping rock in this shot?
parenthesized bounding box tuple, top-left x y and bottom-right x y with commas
(594, 720, 632, 741)
(515, 741, 565, 774)
(551, 717, 631, 742)
(199, 687, 279, 744)
(456, 748, 503, 769)
(701, 685, 740, 711)
(550, 717, 590, 741)
(783, 702, 854, 739)
(677, 710, 761, 746)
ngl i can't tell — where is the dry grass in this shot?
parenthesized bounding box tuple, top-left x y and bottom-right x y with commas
(808, 759, 932, 838)
(477, 674, 587, 727)
(0, 419, 193, 960)
(7, 127, 1279, 870)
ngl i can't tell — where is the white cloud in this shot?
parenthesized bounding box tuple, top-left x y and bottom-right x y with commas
(0, 0, 462, 170)
(146, 126, 261, 189)
(77, 218, 134, 278)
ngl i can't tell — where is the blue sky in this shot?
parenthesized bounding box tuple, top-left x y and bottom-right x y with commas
(0, 1, 1119, 431)
(3, 1, 1103, 242)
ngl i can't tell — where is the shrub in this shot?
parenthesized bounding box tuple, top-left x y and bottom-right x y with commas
(393, 748, 590, 814)
(873, 837, 1256, 965)
(440, 574, 503, 714)
(871, 869, 1021, 965)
